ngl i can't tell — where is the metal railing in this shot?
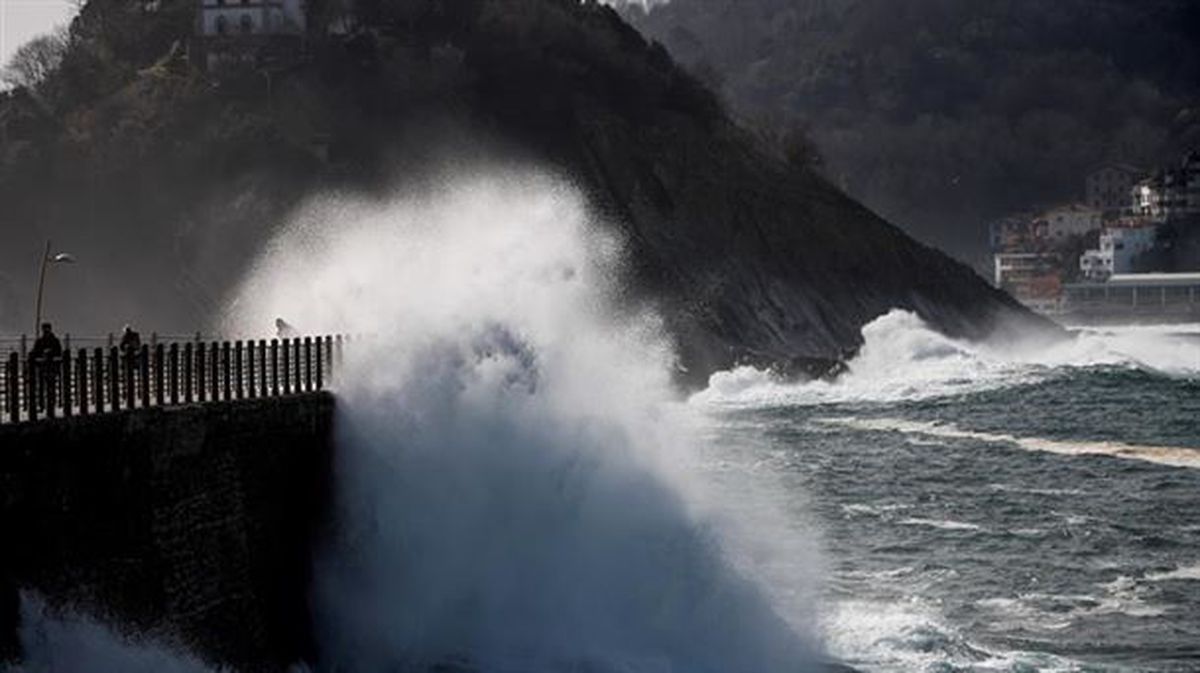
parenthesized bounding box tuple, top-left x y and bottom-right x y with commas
(1, 335, 347, 425)
(0, 333, 212, 359)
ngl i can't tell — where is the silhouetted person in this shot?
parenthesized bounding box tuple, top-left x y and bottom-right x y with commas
(275, 317, 297, 339)
(119, 324, 142, 359)
(29, 322, 62, 361)
(29, 322, 62, 412)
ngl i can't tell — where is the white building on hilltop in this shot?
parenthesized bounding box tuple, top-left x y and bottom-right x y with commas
(199, 0, 306, 37)
(195, 0, 307, 71)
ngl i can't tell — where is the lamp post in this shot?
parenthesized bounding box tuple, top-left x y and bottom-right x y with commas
(33, 239, 76, 332)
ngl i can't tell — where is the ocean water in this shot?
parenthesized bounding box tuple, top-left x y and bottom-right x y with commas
(8, 172, 1199, 672)
(693, 316, 1200, 672)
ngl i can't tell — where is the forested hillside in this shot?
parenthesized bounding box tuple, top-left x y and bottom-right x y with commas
(0, 0, 1047, 383)
(621, 0, 1200, 260)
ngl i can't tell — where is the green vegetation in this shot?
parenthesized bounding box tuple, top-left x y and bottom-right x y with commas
(622, 0, 1200, 260)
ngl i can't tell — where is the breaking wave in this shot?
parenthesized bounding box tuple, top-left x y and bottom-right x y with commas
(693, 309, 1200, 408)
(225, 168, 821, 672)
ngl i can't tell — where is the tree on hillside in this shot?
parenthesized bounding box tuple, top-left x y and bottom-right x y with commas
(1, 28, 70, 92)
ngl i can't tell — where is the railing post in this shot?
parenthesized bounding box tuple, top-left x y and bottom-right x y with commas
(270, 339, 279, 397)
(123, 348, 135, 410)
(61, 352, 72, 418)
(6, 353, 17, 421)
(25, 358, 38, 422)
(304, 337, 313, 392)
(258, 340, 267, 398)
(246, 340, 256, 399)
(93, 348, 104, 413)
(234, 341, 244, 400)
(210, 342, 220, 402)
(169, 343, 180, 405)
(107, 348, 119, 412)
(196, 342, 207, 403)
(76, 349, 88, 416)
(183, 342, 194, 404)
(315, 336, 324, 391)
(293, 338, 301, 393)
(46, 358, 58, 420)
(139, 345, 151, 409)
(280, 338, 290, 395)
(154, 344, 165, 407)
(222, 341, 232, 401)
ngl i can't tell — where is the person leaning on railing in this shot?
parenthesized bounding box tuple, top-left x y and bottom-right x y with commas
(30, 323, 63, 361)
(29, 322, 63, 411)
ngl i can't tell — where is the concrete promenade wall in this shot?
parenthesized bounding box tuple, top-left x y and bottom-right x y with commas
(0, 393, 336, 671)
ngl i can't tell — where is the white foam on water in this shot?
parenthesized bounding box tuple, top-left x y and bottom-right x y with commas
(1145, 563, 1200, 582)
(822, 598, 1088, 673)
(815, 416, 1200, 470)
(691, 310, 1200, 409)
(896, 517, 985, 532)
(225, 168, 823, 672)
(5, 594, 220, 673)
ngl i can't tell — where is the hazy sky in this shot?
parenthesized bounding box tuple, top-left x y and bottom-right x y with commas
(0, 0, 75, 68)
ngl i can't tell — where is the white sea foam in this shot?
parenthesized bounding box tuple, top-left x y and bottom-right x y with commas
(1146, 563, 1200, 582)
(822, 598, 1088, 673)
(225, 169, 822, 672)
(815, 416, 1200, 470)
(5, 594, 220, 673)
(896, 517, 984, 532)
(691, 310, 1200, 408)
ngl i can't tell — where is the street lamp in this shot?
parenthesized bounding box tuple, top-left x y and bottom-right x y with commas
(34, 239, 76, 333)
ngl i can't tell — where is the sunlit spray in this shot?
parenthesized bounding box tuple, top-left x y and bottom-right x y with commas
(225, 167, 822, 672)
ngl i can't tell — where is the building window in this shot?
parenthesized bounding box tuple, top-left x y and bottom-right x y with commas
(216, 14, 228, 34)
(241, 14, 253, 33)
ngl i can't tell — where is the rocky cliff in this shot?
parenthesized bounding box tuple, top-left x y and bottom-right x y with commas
(0, 0, 1052, 384)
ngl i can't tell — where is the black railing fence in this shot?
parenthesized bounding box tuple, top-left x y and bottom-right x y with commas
(1, 335, 348, 425)
(0, 333, 213, 359)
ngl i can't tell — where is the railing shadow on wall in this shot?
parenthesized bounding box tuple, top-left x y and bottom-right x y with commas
(1, 335, 350, 425)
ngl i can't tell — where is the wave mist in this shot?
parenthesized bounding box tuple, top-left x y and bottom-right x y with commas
(225, 168, 820, 672)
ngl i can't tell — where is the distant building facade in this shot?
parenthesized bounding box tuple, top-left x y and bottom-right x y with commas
(994, 252, 1062, 311)
(1035, 204, 1101, 241)
(194, 0, 307, 71)
(1085, 164, 1141, 213)
(1078, 225, 1157, 280)
(1132, 151, 1200, 222)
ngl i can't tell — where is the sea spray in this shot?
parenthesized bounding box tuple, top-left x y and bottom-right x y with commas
(225, 169, 822, 672)
(6, 594, 218, 673)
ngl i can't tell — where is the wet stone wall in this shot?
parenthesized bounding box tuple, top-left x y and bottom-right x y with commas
(0, 393, 336, 671)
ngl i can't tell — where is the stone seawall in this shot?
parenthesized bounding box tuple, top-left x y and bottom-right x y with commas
(0, 393, 336, 671)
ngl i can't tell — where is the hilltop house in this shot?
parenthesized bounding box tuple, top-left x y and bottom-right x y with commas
(1086, 164, 1142, 214)
(194, 0, 307, 71)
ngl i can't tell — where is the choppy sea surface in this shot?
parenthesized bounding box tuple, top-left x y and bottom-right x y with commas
(693, 315, 1200, 672)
